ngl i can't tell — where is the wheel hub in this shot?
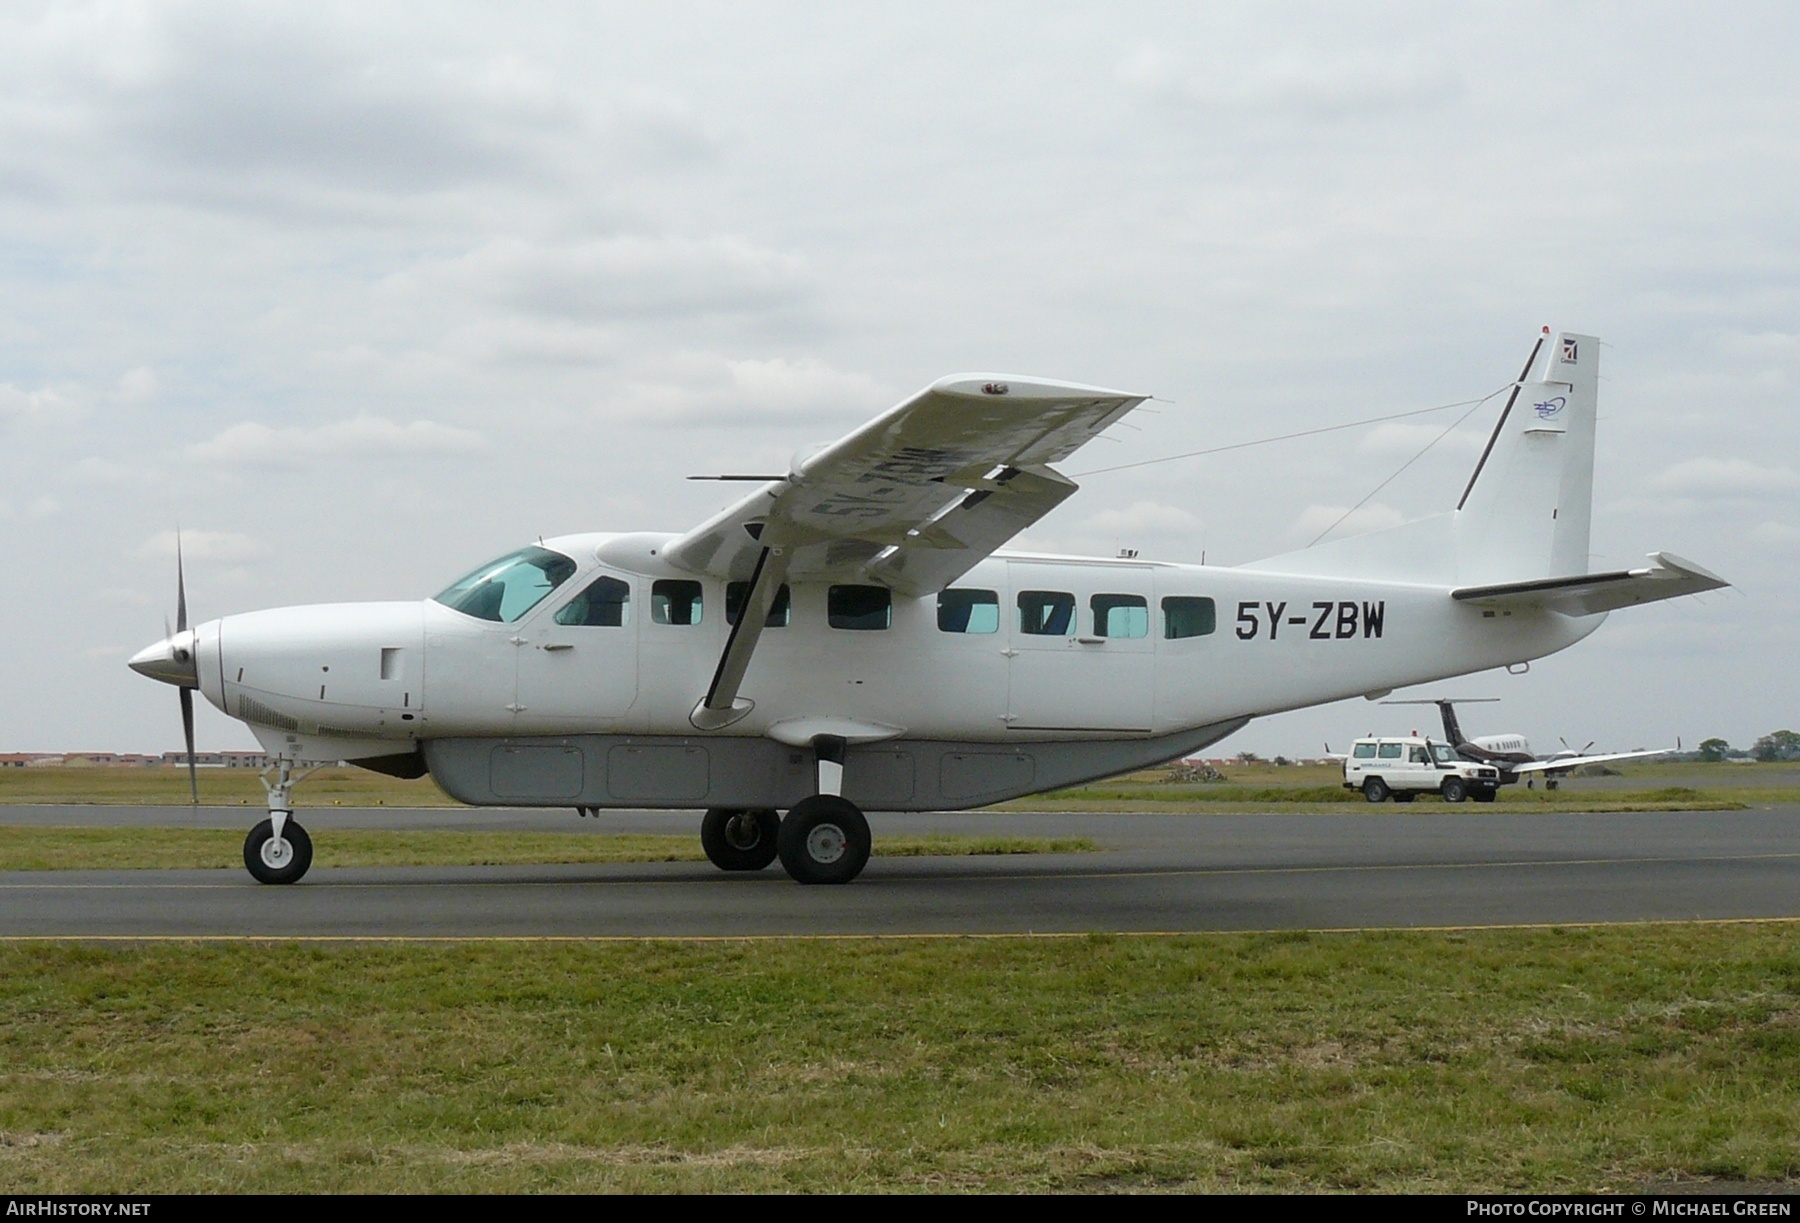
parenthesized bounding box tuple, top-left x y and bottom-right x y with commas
(724, 814, 762, 850)
(805, 822, 847, 864)
(260, 836, 293, 870)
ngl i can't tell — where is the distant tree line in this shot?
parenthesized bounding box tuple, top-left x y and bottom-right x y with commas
(1697, 731, 1800, 763)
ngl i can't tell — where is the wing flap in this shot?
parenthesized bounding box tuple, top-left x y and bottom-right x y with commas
(1451, 552, 1728, 616)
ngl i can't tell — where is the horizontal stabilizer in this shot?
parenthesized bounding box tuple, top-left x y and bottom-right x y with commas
(1451, 552, 1729, 616)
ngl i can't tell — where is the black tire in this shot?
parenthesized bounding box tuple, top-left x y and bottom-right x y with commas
(777, 795, 871, 885)
(1392, 791, 1416, 803)
(1362, 777, 1390, 803)
(1441, 777, 1468, 804)
(243, 817, 313, 885)
(700, 807, 781, 871)
(1472, 790, 1497, 803)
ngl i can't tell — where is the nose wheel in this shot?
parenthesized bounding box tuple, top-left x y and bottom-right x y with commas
(243, 815, 313, 885)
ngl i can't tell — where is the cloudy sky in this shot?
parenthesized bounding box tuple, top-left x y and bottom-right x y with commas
(2, 2, 1794, 758)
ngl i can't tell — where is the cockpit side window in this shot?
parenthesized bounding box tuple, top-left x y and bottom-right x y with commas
(555, 574, 631, 627)
(433, 546, 577, 623)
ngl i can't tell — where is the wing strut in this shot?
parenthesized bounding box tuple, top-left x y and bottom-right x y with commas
(690, 545, 791, 731)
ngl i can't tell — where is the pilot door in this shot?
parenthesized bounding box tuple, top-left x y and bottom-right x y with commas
(513, 571, 640, 726)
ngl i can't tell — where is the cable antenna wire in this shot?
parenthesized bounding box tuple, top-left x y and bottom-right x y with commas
(1069, 384, 1514, 479)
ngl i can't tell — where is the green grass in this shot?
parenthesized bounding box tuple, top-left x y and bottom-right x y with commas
(0, 766, 455, 807)
(0, 827, 1097, 872)
(1, 926, 1798, 1191)
(1004, 783, 1753, 812)
(4, 761, 1793, 813)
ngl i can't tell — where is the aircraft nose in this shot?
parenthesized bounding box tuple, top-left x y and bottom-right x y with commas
(128, 631, 199, 688)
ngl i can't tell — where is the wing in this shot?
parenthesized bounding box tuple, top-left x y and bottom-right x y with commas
(1512, 747, 1674, 775)
(1452, 552, 1728, 616)
(666, 374, 1148, 598)
(672, 372, 1147, 731)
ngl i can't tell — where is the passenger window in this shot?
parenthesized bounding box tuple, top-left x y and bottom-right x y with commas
(725, 582, 791, 627)
(555, 575, 631, 627)
(937, 589, 999, 634)
(1091, 594, 1148, 639)
(828, 585, 891, 630)
(1017, 591, 1075, 636)
(1162, 596, 1217, 639)
(1377, 743, 1402, 760)
(651, 580, 703, 626)
(1410, 746, 1429, 763)
(1352, 743, 1377, 759)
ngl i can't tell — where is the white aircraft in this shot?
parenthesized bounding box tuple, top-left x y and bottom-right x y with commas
(129, 328, 1727, 886)
(1381, 697, 1674, 789)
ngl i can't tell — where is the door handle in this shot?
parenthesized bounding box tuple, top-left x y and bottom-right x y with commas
(541, 643, 573, 652)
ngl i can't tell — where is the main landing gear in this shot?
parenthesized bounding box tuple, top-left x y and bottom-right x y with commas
(245, 759, 314, 885)
(699, 734, 873, 885)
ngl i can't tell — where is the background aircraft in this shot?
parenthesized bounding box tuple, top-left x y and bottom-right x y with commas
(1383, 697, 1674, 788)
(129, 329, 1726, 885)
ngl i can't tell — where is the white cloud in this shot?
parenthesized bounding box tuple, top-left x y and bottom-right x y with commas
(1750, 521, 1800, 549)
(1121, 44, 1462, 118)
(1649, 458, 1798, 497)
(393, 234, 809, 321)
(114, 366, 159, 403)
(0, 382, 77, 427)
(187, 416, 486, 467)
(1287, 503, 1409, 541)
(138, 530, 264, 564)
(614, 353, 891, 428)
(1358, 421, 1485, 457)
(1085, 500, 1205, 536)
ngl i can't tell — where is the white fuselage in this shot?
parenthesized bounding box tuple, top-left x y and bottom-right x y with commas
(183, 531, 1600, 767)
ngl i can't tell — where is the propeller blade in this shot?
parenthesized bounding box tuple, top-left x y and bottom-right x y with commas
(180, 687, 197, 806)
(176, 532, 188, 635)
(1581, 740, 1595, 755)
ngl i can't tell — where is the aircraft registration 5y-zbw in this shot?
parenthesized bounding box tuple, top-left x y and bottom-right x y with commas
(128, 329, 1727, 886)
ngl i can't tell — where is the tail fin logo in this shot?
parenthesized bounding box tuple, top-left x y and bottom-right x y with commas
(1533, 395, 1567, 419)
(1560, 338, 1579, 362)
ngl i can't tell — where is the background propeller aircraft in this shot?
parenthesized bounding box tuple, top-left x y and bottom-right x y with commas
(1382, 697, 1676, 789)
(129, 329, 1727, 885)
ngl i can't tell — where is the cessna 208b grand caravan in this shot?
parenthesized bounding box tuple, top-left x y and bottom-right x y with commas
(129, 329, 1726, 886)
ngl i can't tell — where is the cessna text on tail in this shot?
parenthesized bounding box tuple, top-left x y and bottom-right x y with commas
(129, 329, 1727, 885)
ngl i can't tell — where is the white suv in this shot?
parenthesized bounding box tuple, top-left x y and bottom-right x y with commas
(1342, 736, 1501, 803)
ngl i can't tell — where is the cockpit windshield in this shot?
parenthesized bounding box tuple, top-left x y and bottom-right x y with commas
(1431, 744, 1459, 764)
(433, 546, 577, 623)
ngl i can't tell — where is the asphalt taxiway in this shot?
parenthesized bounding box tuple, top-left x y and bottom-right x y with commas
(3, 803, 1797, 937)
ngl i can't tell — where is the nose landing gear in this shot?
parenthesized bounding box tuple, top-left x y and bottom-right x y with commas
(244, 759, 314, 885)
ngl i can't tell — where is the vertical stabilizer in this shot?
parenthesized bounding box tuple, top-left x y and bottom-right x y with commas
(1454, 330, 1598, 585)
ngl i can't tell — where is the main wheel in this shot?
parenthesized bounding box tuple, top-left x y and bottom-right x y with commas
(1362, 777, 1390, 803)
(1472, 789, 1497, 803)
(700, 807, 781, 871)
(1441, 777, 1468, 803)
(243, 817, 313, 885)
(1392, 791, 1416, 803)
(777, 795, 871, 885)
